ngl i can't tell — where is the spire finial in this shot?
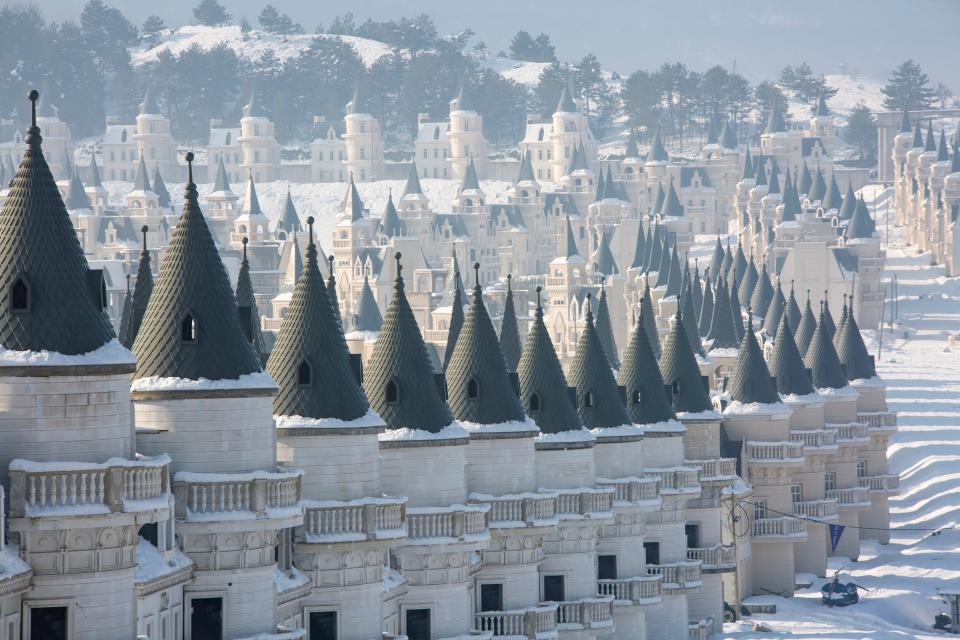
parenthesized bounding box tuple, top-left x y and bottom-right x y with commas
(507, 273, 512, 292)
(242, 236, 248, 261)
(185, 151, 195, 184)
(28, 89, 38, 128)
(806, 288, 810, 303)
(536, 285, 542, 309)
(473, 261, 480, 288)
(141, 224, 149, 249)
(395, 252, 403, 280)
(306, 215, 315, 246)
(126, 273, 131, 293)
(600, 274, 606, 290)
(746, 304, 753, 330)
(328, 255, 335, 276)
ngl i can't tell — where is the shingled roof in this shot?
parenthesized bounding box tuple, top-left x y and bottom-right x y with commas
(660, 177, 685, 217)
(750, 263, 774, 318)
(709, 237, 725, 284)
(741, 147, 755, 181)
(665, 243, 683, 298)
(518, 287, 583, 434)
(647, 131, 669, 163)
(594, 282, 620, 370)
(698, 275, 714, 339)
(65, 163, 91, 210)
(835, 300, 876, 381)
(236, 238, 266, 362)
(845, 195, 875, 241)
(123, 226, 155, 349)
(728, 274, 745, 342)
(738, 256, 759, 305)
(442, 272, 466, 372)
(278, 187, 303, 234)
(769, 312, 815, 397)
(798, 161, 812, 196)
(354, 275, 383, 333)
(640, 282, 661, 359)
(706, 277, 739, 350)
(326, 256, 342, 328)
(795, 295, 817, 357)
(132, 154, 262, 380)
(838, 182, 857, 221)
(727, 314, 779, 404)
(568, 295, 631, 429)
(720, 120, 737, 149)
(804, 309, 848, 389)
(630, 221, 648, 270)
(659, 310, 711, 413)
(680, 273, 704, 356)
(0, 91, 116, 355)
(499, 275, 522, 373)
(619, 301, 676, 425)
(762, 280, 786, 337)
(785, 284, 802, 333)
(118, 274, 133, 348)
(728, 241, 747, 286)
(822, 298, 837, 339)
(821, 173, 842, 212)
(593, 227, 619, 276)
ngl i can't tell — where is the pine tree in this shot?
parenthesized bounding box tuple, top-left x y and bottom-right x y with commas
(141, 15, 165, 47)
(621, 69, 660, 130)
(258, 4, 304, 35)
(533, 62, 569, 117)
(509, 31, 536, 61)
(882, 59, 935, 110)
(845, 103, 877, 161)
(192, 0, 231, 26)
(531, 33, 557, 62)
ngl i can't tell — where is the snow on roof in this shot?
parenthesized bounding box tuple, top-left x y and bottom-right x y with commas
(275, 407, 384, 431)
(0, 338, 135, 367)
(416, 121, 449, 143)
(130, 371, 278, 392)
(135, 537, 192, 584)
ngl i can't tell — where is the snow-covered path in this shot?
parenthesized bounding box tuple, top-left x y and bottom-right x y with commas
(722, 189, 960, 638)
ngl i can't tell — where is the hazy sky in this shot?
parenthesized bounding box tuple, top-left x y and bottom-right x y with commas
(39, 0, 960, 89)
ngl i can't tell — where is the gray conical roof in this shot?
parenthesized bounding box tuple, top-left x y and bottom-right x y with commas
(89, 154, 103, 187)
(647, 131, 669, 162)
(650, 181, 666, 218)
(562, 214, 580, 258)
(822, 173, 842, 212)
(660, 177, 684, 217)
(0, 92, 115, 355)
(924, 121, 937, 152)
(518, 287, 582, 433)
(236, 239, 266, 361)
(838, 182, 857, 221)
(665, 243, 683, 297)
(345, 84, 368, 115)
(556, 83, 577, 113)
(278, 187, 303, 233)
(594, 284, 620, 370)
(212, 155, 232, 193)
(640, 283, 661, 359)
(139, 86, 160, 116)
(804, 309, 848, 389)
(900, 107, 912, 133)
(243, 172, 263, 217)
(698, 275, 715, 338)
(65, 164, 91, 210)
(594, 169, 606, 202)
(680, 273, 703, 356)
(125, 226, 154, 349)
(450, 82, 476, 112)
(785, 285, 802, 333)
(570, 140, 590, 173)
(952, 147, 960, 174)
(619, 299, 676, 424)
(763, 102, 787, 134)
(646, 224, 664, 274)
(706, 119, 719, 145)
(659, 310, 711, 413)
(720, 243, 733, 282)
(738, 256, 758, 304)
(810, 166, 828, 202)
(762, 281, 786, 337)
(593, 227, 618, 275)
(822, 299, 837, 339)
(709, 237, 725, 283)
(326, 256, 342, 328)
(912, 118, 924, 148)
(728, 272, 745, 342)
(459, 157, 481, 192)
(769, 312, 814, 397)
(692, 262, 704, 320)
(365, 254, 454, 432)
(767, 160, 781, 195)
(354, 275, 383, 333)
(446, 270, 526, 425)
(344, 174, 365, 222)
(781, 171, 802, 221)
(132, 155, 152, 193)
(380, 193, 404, 238)
(516, 151, 536, 184)
(153, 165, 172, 208)
(937, 129, 950, 162)
(403, 160, 424, 196)
(640, 224, 654, 272)
(727, 315, 779, 404)
(267, 221, 369, 421)
(118, 275, 133, 349)
(796, 296, 817, 356)
(443, 272, 466, 372)
(835, 298, 848, 345)
(750, 263, 774, 318)
(706, 277, 739, 349)
(741, 147, 755, 181)
(720, 120, 737, 149)
(845, 196, 875, 240)
(728, 242, 747, 285)
(500, 276, 522, 373)
(814, 92, 830, 117)
(835, 302, 876, 381)
(630, 221, 648, 270)
(625, 130, 640, 157)
(568, 297, 630, 429)
(132, 156, 262, 381)
(798, 161, 812, 196)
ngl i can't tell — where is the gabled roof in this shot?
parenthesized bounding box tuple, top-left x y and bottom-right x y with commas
(727, 314, 779, 404)
(212, 155, 232, 194)
(402, 161, 424, 196)
(619, 302, 676, 425)
(593, 227, 619, 276)
(769, 312, 815, 396)
(267, 219, 370, 421)
(706, 277, 739, 349)
(518, 287, 583, 433)
(762, 280, 786, 336)
(640, 283, 661, 359)
(568, 296, 630, 429)
(125, 226, 154, 349)
(680, 167, 713, 189)
(236, 239, 266, 362)
(132, 155, 262, 381)
(803, 309, 848, 389)
(659, 310, 711, 413)
(0, 92, 115, 355)
(278, 187, 303, 233)
(594, 283, 620, 370)
(499, 276, 522, 373)
(131, 155, 152, 193)
(835, 301, 876, 381)
(738, 256, 758, 305)
(354, 275, 383, 333)
(720, 120, 737, 149)
(647, 130, 669, 163)
(446, 268, 526, 425)
(698, 274, 714, 339)
(442, 272, 466, 372)
(365, 254, 454, 432)
(65, 164, 91, 210)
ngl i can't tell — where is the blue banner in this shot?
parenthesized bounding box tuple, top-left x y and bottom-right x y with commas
(829, 524, 845, 552)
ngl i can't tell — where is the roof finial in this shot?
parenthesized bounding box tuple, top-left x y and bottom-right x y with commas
(185, 151, 194, 184)
(745, 304, 753, 330)
(328, 255, 335, 276)
(806, 288, 810, 303)
(306, 215, 315, 246)
(536, 285, 542, 309)
(507, 273, 512, 292)
(126, 273, 131, 293)
(473, 261, 480, 288)
(28, 89, 38, 128)
(141, 224, 149, 250)
(600, 274, 606, 290)
(242, 236, 248, 261)
(395, 251, 403, 280)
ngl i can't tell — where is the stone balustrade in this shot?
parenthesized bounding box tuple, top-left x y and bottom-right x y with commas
(826, 486, 872, 508)
(858, 474, 900, 494)
(548, 596, 615, 630)
(745, 441, 804, 464)
(596, 476, 661, 509)
(752, 516, 807, 539)
(685, 458, 737, 483)
(301, 496, 406, 543)
(687, 544, 736, 571)
(552, 487, 615, 520)
(406, 504, 490, 544)
(857, 411, 898, 432)
(793, 499, 839, 520)
(828, 422, 871, 443)
(597, 574, 662, 604)
(644, 467, 701, 496)
(9, 455, 171, 518)
(472, 605, 557, 639)
(688, 618, 714, 640)
(173, 468, 302, 523)
(790, 429, 838, 450)
(646, 561, 703, 590)
(469, 492, 558, 529)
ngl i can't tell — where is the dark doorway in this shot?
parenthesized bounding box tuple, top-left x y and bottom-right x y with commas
(30, 606, 67, 640)
(309, 611, 337, 640)
(598, 554, 617, 580)
(405, 609, 431, 640)
(480, 583, 503, 612)
(644, 541, 661, 565)
(190, 597, 222, 640)
(138, 522, 158, 547)
(685, 523, 701, 549)
(543, 575, 565, 602)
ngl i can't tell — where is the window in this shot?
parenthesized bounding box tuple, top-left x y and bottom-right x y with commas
(254, 151, 261, 163)
(631, 389, 642, 406)
(543, 575, 565, 602)
(857, 461, 868, 478)
(528, 393, 541, 413)
(791, 484, 803, 503)
(109, 151, 115, 161)
(10, 277, 28, 312)
(30, 606, 68, 640)
(360, 148, 366, 160)
(139, 522, 159, 548)
(360, 121, 366, 134)
(190, 597, 222, 640)
(467, 378, 479, 399)
(298, 361, 312, 386)
(309, 611, 336, 640)
(480, 584, 503, 612)
(385, 380, 399, 404)
(825, 472, 837, 492)
(598, 555, 617, 580)
(150, 147, 156, 160)
(753, 499, 768, 521)
(643, 541, 660, 565)
(685, 524, 700, 548)
(181, 314, 197, 342)
(405, 609, 431, 640)
(584, 391, 594, 408)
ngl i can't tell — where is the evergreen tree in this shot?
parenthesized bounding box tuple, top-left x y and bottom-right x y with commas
(80, 0, 138, 118)
(192, 0, 231, 26)
(477, 69, 529, 145)
(882, 59, 935, 110)
(845, 103, 877, 161)
(621, 69, 660, 130)
(533, 62, 570, 117)
(141, 15, 165, 47)
(240, 17, 252, 34)
(258, 5, 304, 35)
(532, 33, 557, 62)
(755, 81, 790, 130)
(327, 12, 357, 35)
(509, 31, 535, 61)
(573, 53, 617, 134)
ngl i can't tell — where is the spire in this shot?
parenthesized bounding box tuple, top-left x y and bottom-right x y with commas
(650, 181, 666, 218)
(810, 166, 828, 202)
(118, 274, 133, 349)
(644, 224, 663, 273)
(798, 161, 812, 196)
(729, 241, 747, 286)
(592, 227, 618, 275)
(665, 243, 683, 298)
(556, 82, 577, 113)
(366, 253, 454, 432)
(125, 226, 154, 349)
(804, 309, 848, 389)
(795, 295, 817, 356)
(212, 154, 232, 193)
(625, 130, 640, 157)
(750, 262, 774, 318)
(821, 172, 842, 212)
(899, 107, 912, 133)
(640, 224, 654, 273)
(728, 272, 745, 342)
(242, 172, 263, 217)
(706, 277, 739, 349)
(568, 295, 630, 429)
(835, 295, 848, 343)
(938, 129, 950, 162)
(785, 284, 802, 333)
(720, 242, 733, 284)
(845, 195, 875, 240)
(380, 192, 404, 238)
(769, 313, 815, 397)
(131, 154, 152, 193)
(924, 120, 937, 152)
(630, 221, 648, 270)
(781, 171, 802, 221)
(767, 160, 781, 195)
(443, 272, 465, 372)
(698, 274, 714, 339)
(741, 147, 755, 181)
(647, 130, 669, 163)
(138, 86, 160, 116)
(822, 297, 837, 339)
(499, 276, 522, 373)
(354, 275, 383, 333)
(267, 216, 370, 421)
(65, 164, 91, 210)
(594, 168, 606, 202)
(242, 86, 263, 118)
(403, 160, 424, 196)
(654, 235, 673, 288)
(594, 281, 620, 370)
(236, 238, 266, 362)
(660, 177, 684, 217)
(912, 118, 924, 148)
(280, 233, 303, 292)
(619, 301, 676, 425)
(277, 187, 303, 233)
(152, 165, 171, 209)
(754, 157, 768, 187)
(344, 173, 365, 221)
(709, 237, 725, 284)
(838, 182, 857, 221)
(132, 152, 261, 380)
(738, 256, 758, 305)
(835, 300, 876, 381)
(680, 272, 703, 356)
(515, 151, 537, 185)
(327, 255, 342, 328)
(0, 90, 115, 354)
(446, 264, 526, 425)
(518, 287, 583, 433)
(719, 120, 737, 149)
(763, 101, 786, 134)
(813, 91, 830, 117)
(562, 214, 580, 258)
(727, 314, 779, 404)
(692, 262, 704, 320)
(345, 83, 368, 115)
(659, 310, 712, 413)
(640, 282, 661, 359)
(450, 82, 475, 112)
(762, 280, 786, 336)
(459, 157, 481, 192)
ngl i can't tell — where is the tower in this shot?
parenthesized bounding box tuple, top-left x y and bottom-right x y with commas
(238, 89, 280, 181)
(446, 84, 488, 180)
(343, 85, 383, 181)
(133, 87, 179, 181)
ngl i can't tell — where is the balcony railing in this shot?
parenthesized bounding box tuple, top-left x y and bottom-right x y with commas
(547, 596, 615, 630)
(469, 492, 558, 529)
(597, 575, 662, 604)
(688, 618, 714, 640)
(793, 499, 839, 520)
(302, 497, 406, 543)
(687, 544, 736, 570)
(752, 517, 807, 538)
(406, 504, 490, 544)
(858, 474, 900, 494)
(595, 476, 660, 509)
(685, 459, 737, 482)
(173, 468, 302, 522)
(645, 467, 701, 495)
(826, 486, 872, 508)
(646, 561, 703, 590)
(473, 605, 557, 639)
(857, 412, 898, 432)
(553, 487, 615, 520)
(745, 441, 804, 463)
(829, 422, 871, 443)
(790, 429, 838, 450)
(9, 455, 171, 518)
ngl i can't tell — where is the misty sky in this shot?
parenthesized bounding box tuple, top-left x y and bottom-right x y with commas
(39, 0, 960, 89)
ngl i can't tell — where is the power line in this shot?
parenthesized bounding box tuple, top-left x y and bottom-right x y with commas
(734, 496, 948, 533)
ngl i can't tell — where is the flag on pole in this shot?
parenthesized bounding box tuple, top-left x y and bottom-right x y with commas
(829, 524, 845, 552)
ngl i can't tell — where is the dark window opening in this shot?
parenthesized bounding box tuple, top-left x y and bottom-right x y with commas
(385, 380, 399, 404)
(529, 393, 541, 412)
(467, 377, 479, 399)
(632, 389, 642, 406)
(11, 278, 28, 311)
(543, 575, 565, 602)
(99, 278, 108, 310)
(598, 554, 617, 580)
(138, 522, 158, 548)
(480, 584, 504, 612)
(405, 609, 431, 640)
(685, 524, 700, 549)
(644, 541, 660, 565)
(181, 314, 197, 342)
(298, 361, 312, 386)
(190, 597, 222, 640)
(309, 611, 337, 640)
(584, 391, 594, 408)
(30, 606, 67, 640)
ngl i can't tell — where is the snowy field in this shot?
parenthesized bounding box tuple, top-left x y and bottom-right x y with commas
(720, 187, 960, 639)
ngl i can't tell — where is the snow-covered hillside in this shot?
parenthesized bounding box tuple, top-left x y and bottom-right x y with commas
(786, 74, 884, 125)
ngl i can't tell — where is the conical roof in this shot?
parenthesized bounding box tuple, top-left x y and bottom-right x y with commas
(814, 91, 831, 117)
(380, 193, 404, 238)
(242, 172, 264, 217)
(344, 173, 365, 222)
(267, 218, 370, 420)
(152, 165, 171, 208)
(326, 255, 342, 328)
(838, 182, 857, 221)
(781, 171, 802, 221)
(835, 301, 876, 381)
(450, 82, 476, 112)
(798, 161, 812, 195)
(729, 241, 747, 285)
(835, 297, 848, 344)
(278, 187, 302, 233)
(89, 154, 103, 187)
(952, 147, 960, 174)
(720, 120, 737, 149)
(665, 243, 683, 297)
(763, 102, 787, 134)
(345, 84, 368, 115)
(769, 312, 815, 397)
(442, 272, 466, 372)
(698, 275, 715, 338)
(845, 196, 875, 240)
(125, 226, 154, 349)
(132, 154, 262, 380)
(738, 256, 758, 304)
(785, 285, 802, 333)
(619, 299, 676, 424)
(692, 262, 704, 320)
(924, 121, 937, 152)
(639, 224, 654, 272)
(650, 181, 666, 218)
(65, 164, 91, 210)
(659, 310, 711, 413)
(640, 282, 661, 359)
(750, 263, 774, 318)
(727, 315, 779, 404)
(767, 160, 781, 195)
(518, 287, 582, 433)
(741, 147, 755, 181)
(446, 266, 526, 425)
(706, 119, 719, 145)
(594, 283, 620, 370)
(459, 157, 481, 192)
(706, 277, 739, 349)
(561, 214, 581, 259)
(709, 237, 725, 283)
(593, 169, 606, 202)
(680, 273, 703, 356)
(556, 83, 577, 113)
(822, 298, 837, 339)
(647, 131, 669, 162)
(912, 118, 924, 147)
(796, 295, 817, 356)
(803, 309, 848, 389)
(354, 275, 383, 333)
(118, 275, 133, 349)
(660, 177, 684, 217)
(646, 224, 664, 273)
(0, 91, 115, 355)
(810, 166, 828, 202)
(139, 86, 160, 116)
(937, 129, 950, 162)
(762, 281, 786, 336)
(212, 155, 232, 193)
(720, 243, 734, 282)
(132, 154, 152, 193)
(515, 151, 537, 185)
(899, 107, 911, 133)
(728, 273, 745, 342)
(499, 275, 522, 373)
(821, 173, 842, 212)
(630, 221, 648, 270)
(403, 160, 424, 196)
(365, 254, 454, 432)
(236, 238, 266, 361)
(568, 296, 630, 429)
(593, 227, 619, 275)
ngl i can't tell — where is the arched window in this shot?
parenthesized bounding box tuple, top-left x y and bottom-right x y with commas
(529, 393, 541, 413)
(297, 361, 312, 386)
(467, 378, 479, 399)
(584, 391, 594, 408)
(10, 278, 28, 312)
(632, 389, 643, 406)
(385, 379, 399, 404)
(181, 314, 197, 342)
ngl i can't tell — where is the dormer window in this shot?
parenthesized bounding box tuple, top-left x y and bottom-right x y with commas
(631, 389, 643, 406)
(297, 361, 312, 386)
(584, 391, 594, 408)
(385, 379, 399, 404)
(10, 277, 29, 312)
(181, 314, 197, 342)
(529, 392, 541, 413)
(467, 377, 480, 400)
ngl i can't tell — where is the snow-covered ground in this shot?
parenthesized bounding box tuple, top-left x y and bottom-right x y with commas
(720, 187, 960, 639)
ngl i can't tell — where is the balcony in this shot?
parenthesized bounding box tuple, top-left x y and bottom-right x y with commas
(8, 455, 172, 518)
(646, 561, 703, 591)
(173, 468, 303, 524)
(793, 499, 839, 521)
(553, 487, 615, 521)
(644, 467, 702, 497)
(597, 574, 662, 605)
(469, 492, 558, 529)
(546, 596, 615, 631)
(688, 618, 714, 640)
(857, 412, 898, 433)
(544, 277, 566, 288)
(685, 459, 737, 484)
(687, 544, 736, 572)
(332, 238, 353, 249)
(858, 474, 900, 495)
(751, 517, 807, 540)
(790, 429, 838, 451)
(595, 476, 661, 511)
(473, 605, 558, 640)
(301, 496, 406, 543)
(828, 422, 870, 444)
(826, 486, 872, 508)
(745, 441, 804, 465)
(406, 504, 490, 545)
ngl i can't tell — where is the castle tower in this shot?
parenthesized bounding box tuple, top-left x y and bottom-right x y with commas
(34, 88, 72, 181)
(810, 92, 836, 154)
(205, 154, 240, 246)
(134, 87, 179, 181)
(546, 215, 586, 359)
(343, 85, 384, 182)
(550, 82, 596, 181)
(447, 84, 488, 181)
(239, 89, 281, 182)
